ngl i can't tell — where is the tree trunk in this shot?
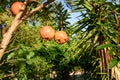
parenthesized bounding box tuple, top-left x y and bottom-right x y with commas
(98, 35, 110, 78)
(112, 66, 120, 80)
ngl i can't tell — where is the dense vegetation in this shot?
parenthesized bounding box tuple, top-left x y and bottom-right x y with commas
(0, 0, 120, 80)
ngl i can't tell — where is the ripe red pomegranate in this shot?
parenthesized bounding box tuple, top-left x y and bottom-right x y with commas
(10, 2, 26, 15)
(40, 26, 55, 40)
(54, 31, 68, 44)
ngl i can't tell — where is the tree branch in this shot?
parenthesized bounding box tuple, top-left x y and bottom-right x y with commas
(0, 0, 55, 61)
(21, 0, 55, 21)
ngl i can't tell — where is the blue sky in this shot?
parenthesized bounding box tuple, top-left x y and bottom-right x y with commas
(67, 12, 80, 24)
(56, 0, 80, 24)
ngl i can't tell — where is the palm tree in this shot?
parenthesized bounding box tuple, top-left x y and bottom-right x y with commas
(66, 0, 120, 79)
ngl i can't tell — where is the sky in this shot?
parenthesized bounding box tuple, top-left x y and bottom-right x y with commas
(67, 12, 80, 24)
(57, 0, 80, 25)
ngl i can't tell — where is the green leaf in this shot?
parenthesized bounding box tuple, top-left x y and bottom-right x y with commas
(109, 59, 118, 69)
(26, 52, 35, 59)
(96, 44, 116, 50)
(7, 52, 15, 60)
(83, 1, 93, 11)
(108, 48, 116, 54)
(0, 8, 4, 12)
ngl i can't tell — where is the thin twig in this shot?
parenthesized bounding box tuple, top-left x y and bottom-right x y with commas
(5, 46, 19, 54)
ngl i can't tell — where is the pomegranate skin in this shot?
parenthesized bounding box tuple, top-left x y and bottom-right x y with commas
(54, 31, 68, 44)
(40, 26, 55, 40)
(10, 2, 26, 15)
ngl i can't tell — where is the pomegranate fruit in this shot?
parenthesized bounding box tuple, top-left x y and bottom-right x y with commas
(10, 2, 26, 15)
(40, 26, 55, 40)
(54, 31, 68, 44)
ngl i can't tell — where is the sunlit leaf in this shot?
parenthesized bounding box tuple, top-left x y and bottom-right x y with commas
(96, 44, 116, 50)
(26, 52, 35, 59)
(109, 59, 118, 69)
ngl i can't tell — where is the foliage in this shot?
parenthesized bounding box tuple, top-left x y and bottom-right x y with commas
(70, 0, 120, 80)
(0, 0, 120, 80)
(0, 1, 73, 79)
(0, 23, 74, 79)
